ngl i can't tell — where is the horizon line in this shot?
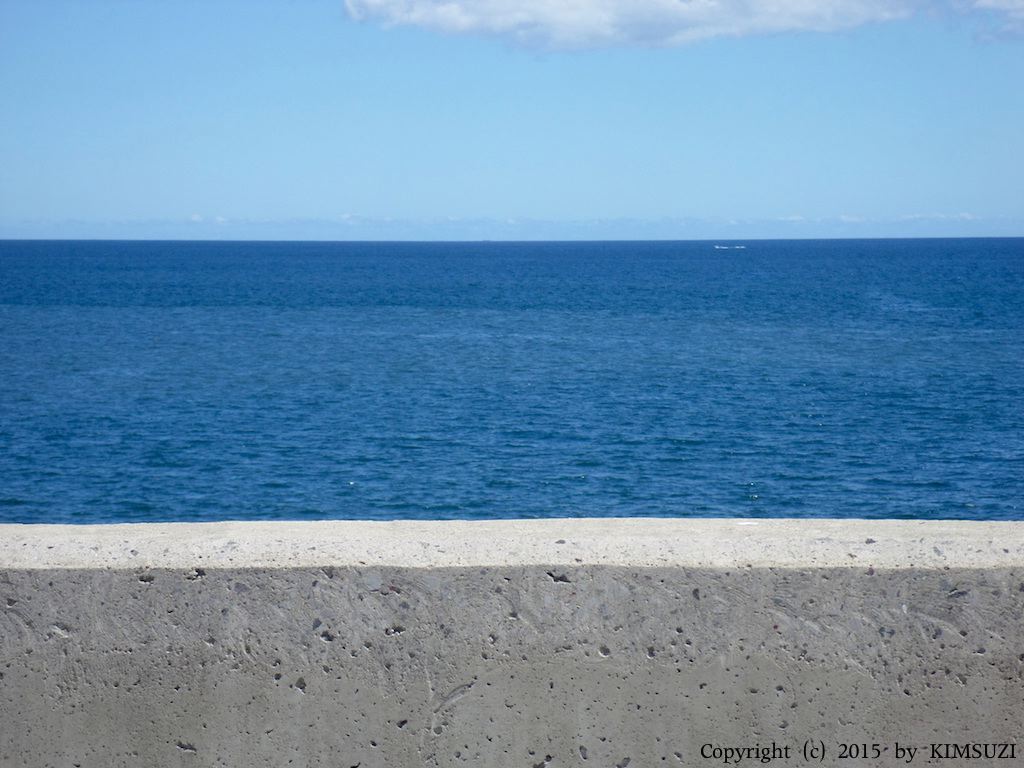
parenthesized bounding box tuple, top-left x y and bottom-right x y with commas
(2, 234, 1023, 245)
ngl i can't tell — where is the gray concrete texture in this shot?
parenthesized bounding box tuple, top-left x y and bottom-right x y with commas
(1, 518, 1022, 767)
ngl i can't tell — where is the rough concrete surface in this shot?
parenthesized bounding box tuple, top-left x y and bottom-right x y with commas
(1, 518, 1022, 767)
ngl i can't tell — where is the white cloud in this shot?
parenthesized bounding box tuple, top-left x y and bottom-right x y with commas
(971, 0, 1024, 29)
(897, 211, 979, 221)
(344, 0, 1024, 47)
(344, 0, 913, 47)
(973, 0, 1024, 14)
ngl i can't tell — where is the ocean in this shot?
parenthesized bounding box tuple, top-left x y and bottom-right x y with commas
(1, 238, 1021, 523)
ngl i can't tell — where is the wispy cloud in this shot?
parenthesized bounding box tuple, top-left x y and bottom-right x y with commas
(5, 213, 1020, 240)
(344, 0, 1023, 47)
(971, 0, 1024, 31)
(972, 0, 1024, 16)
(897, 211, 979, 221)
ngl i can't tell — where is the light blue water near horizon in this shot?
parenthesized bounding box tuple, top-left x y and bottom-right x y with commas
(1, 238, 1022, 524)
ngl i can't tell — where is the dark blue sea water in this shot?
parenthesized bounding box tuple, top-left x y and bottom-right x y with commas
(1, 239, 1022, 524)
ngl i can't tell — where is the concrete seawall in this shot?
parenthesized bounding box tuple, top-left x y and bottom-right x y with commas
(1, 518, 1022, 767)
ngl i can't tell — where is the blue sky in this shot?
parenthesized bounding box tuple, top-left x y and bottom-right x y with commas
(1, 0, 1022, 239)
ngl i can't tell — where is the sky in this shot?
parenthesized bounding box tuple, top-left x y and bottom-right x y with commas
(1, 0, 1022, 240)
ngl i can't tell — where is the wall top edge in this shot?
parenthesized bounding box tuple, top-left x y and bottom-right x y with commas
(1, 518, 1022, 570)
